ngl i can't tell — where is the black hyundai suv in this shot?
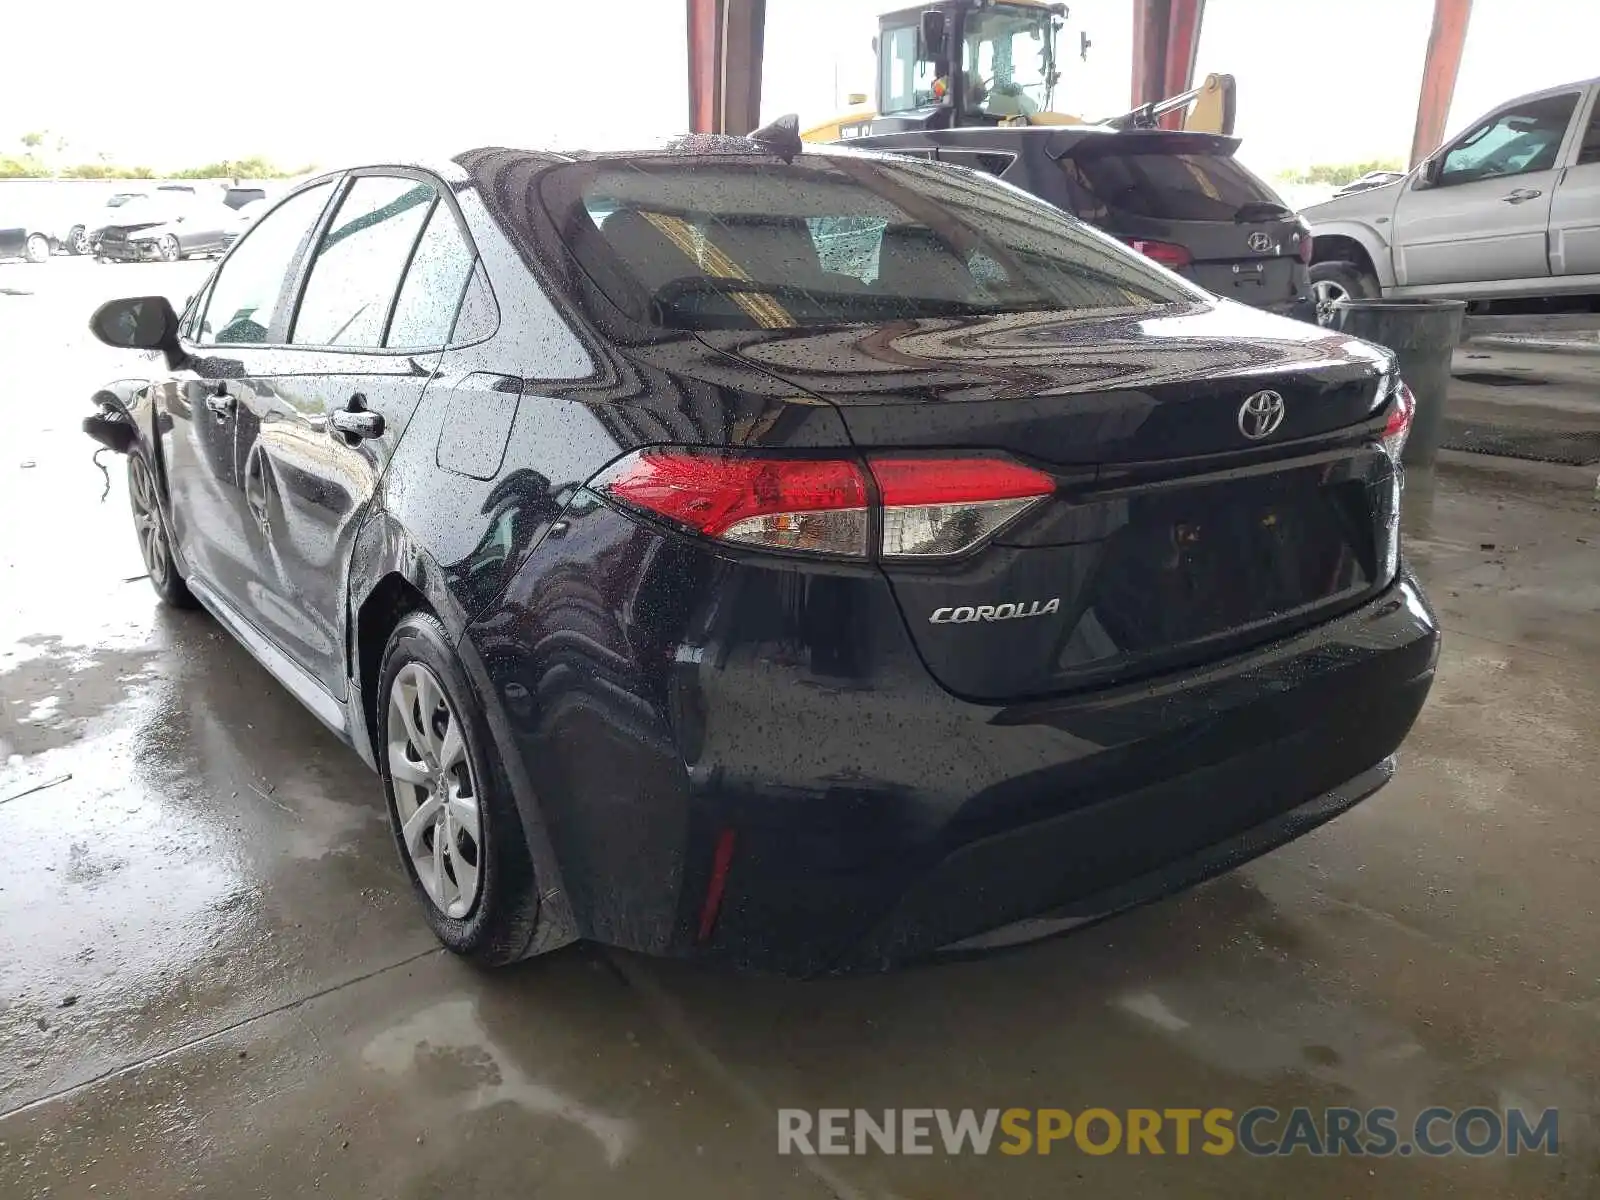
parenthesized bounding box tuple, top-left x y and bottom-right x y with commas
(847, 125, 1317, 321)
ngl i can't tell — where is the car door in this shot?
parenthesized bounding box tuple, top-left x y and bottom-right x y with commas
(235, 171, 474, 697)
(1391, 90, 1581, 287)
(1550, 87, 1600, 277)
(157, 180, 339, 619)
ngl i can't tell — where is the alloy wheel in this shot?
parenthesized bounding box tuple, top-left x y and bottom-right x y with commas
(70, 227, 89, 255)
(1311, 279, 1347, 327)
(158, 235, 180, 263)
(128, 456, 169, 592)
(387, 662, 482, 919)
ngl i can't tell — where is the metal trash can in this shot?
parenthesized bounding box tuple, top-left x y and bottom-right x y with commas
(1330, 298, 1466, 467)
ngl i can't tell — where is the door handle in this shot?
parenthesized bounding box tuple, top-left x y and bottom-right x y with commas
(1501, 187, 1543, 204)
(205, 390, 235, 418)
(329, 394, 385, 442)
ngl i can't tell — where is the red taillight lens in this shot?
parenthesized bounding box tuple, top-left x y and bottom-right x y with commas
(595, 450, 870, 557)
(1381, 380, 1415, 462)
(1127, 239, 1193, 270)
(870, 456, 1055, 558)
(594, 450, 1055, 560)
(1296, 227, 1314, 265)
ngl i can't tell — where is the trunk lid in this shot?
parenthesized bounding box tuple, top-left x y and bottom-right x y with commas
(696, 302, 1399, 702)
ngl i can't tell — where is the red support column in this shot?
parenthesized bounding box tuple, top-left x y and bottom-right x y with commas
(1130, 0, 1172, 109)
(1410, 0, 1473, 167)
(687, 0, 768, 136)
(1162, 0, 1205, 101)
(1131, 0, 1206, 128)
(688, 0, 720, 135)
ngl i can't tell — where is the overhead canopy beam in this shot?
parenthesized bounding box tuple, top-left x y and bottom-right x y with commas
(687, 0, 768, 136)
(1410, 0, 1473, 167)
(1131, 0, 1206, 122)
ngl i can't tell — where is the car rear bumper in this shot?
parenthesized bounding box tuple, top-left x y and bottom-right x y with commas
(471, 497, 1438, 975)
(700, 574, 1435, 974)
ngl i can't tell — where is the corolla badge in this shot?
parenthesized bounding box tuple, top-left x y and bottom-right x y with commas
(1237, 390, 1287, 440)
(930, 599, 1061, 624)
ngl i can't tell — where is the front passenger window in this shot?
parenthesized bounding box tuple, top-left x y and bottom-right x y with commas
(197, 181, 334, 345)
(1438, 93, 1578, 185)
(291, 176, 436, 348)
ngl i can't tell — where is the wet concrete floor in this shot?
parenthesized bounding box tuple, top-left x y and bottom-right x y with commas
(2, 258, 1598, 1197)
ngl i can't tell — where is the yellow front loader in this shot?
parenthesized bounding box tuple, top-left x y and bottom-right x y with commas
(801, 0, 1234, 144)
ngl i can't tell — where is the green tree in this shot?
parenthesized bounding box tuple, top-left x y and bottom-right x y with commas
(1277, 158, 1406, 187)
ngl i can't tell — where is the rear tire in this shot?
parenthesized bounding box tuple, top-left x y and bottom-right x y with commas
(24, 233, 49, 263)
(127, 452, 197, 608)
(1310, 260, 1379, 326)
(377, 611, 543, 966)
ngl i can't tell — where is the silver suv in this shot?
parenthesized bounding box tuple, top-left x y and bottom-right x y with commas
(1302, 78, 1600, 322)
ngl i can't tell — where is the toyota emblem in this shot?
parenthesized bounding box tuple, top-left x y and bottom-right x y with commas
(1238, 390, 1286, 440)
(1247, 231, 1273, 253)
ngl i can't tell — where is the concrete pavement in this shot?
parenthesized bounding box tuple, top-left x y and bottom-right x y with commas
(2, 257, 1598, 1198)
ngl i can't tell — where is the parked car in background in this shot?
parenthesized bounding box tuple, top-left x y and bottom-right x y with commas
(58, 185, 212, 256)
(0, 204, 56, 262)
(845, 125, 1317, 321)
(95, 195, 240, 262)
(218, 197, 270, 252)
(223, 186, 267, 210)
(82, 133, 1436, 975)
(1304, 77, 1600, 323)
(0, 225, 29, 261)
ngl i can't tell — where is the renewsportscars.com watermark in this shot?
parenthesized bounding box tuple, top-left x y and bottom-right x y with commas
(778, 1106, 1560, 1158)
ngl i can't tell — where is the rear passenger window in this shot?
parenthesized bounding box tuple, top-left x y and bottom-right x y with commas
(292, 176, 435, 348)
(451, 260, 499, 344)
(387, 203, 475, 348)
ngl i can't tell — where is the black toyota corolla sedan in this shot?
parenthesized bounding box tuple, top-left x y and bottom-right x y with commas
(86, 124, 1439, 975)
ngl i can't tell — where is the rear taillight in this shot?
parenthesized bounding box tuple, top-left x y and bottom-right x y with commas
(594, 450, 870, 557)
(1126, 239, 1193, 270)
(871, 457, 1055, 558)
(1295, 226, 1313, 265)
(1380, 380, 1415, 462)
(593, 450, 1054, 560)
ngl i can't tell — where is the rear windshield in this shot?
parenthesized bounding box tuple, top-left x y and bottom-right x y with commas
(537, 153, 1196, 331)
(1059, 150, 1286, 222)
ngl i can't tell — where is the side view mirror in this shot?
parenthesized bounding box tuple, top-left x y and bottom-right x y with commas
(920, 9, 947, 58)
(89, 295, 187, 368)
(1420, 157, 1442, 187)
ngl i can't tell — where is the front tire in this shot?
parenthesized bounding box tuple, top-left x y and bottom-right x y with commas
(24, 233, 49, 263)
(157, 235, 181, 263)
(127, 452, 197, 608)
(1309, 260, 1380, 326)
(68, 226, 88, 255)
(377, 612, 542, 966)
